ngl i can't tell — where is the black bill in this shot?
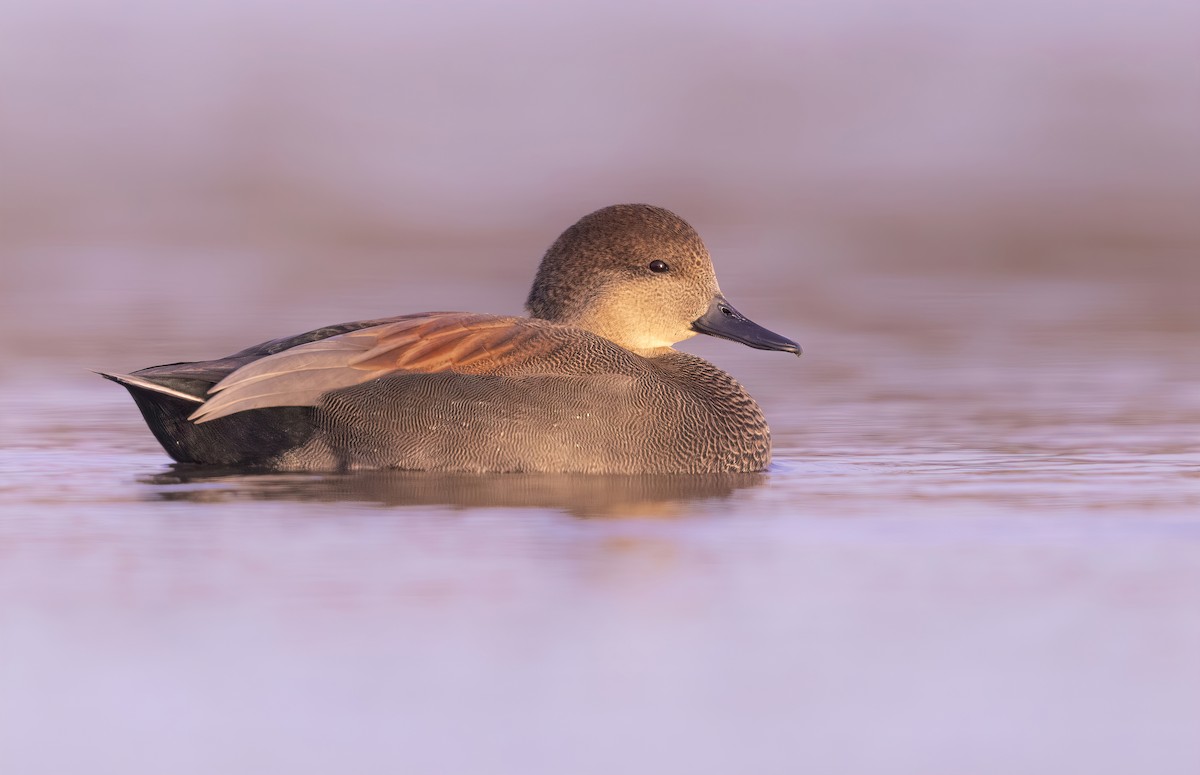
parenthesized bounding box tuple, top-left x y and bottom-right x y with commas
(691, 295, 801, 355)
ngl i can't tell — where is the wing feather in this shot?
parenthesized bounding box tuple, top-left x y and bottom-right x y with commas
(189, 314, 591, 424)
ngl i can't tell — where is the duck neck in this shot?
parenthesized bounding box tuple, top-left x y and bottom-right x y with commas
(539, 305, 688, 358)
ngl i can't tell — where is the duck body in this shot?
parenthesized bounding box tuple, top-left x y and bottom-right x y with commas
(106, 313, 771, 473)
(103, 205, 800, 474)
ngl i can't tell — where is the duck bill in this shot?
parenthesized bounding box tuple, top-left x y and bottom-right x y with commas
(691, 296, 801, 355)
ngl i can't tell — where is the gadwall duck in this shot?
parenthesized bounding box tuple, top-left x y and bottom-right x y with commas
(102, 204, 801, 473)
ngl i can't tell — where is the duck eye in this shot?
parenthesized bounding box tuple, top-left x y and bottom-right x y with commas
(648, 260, 669, 273)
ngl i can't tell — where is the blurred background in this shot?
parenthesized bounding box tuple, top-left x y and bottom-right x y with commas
(2, 0, 1198, 368)
(3, 3, 1200, 775)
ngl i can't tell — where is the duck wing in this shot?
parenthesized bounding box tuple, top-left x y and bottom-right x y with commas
(189, 313, 636, 424)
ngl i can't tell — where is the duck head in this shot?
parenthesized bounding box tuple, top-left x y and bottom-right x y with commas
(526, 204, 801, 358)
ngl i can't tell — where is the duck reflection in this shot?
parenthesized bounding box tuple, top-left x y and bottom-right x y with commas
(142, 465, 765, 518)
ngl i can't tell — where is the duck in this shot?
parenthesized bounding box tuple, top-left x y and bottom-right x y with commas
(101, 204, 801, 474)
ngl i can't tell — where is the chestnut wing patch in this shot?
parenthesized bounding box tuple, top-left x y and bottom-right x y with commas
(189, 314, 586, 423)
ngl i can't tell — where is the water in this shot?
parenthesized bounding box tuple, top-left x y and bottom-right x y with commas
(3, 263, 1199, 775)
(4, 0, 1200, 771)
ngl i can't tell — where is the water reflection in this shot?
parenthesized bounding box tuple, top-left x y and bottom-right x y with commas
(143, 465, 764, 517)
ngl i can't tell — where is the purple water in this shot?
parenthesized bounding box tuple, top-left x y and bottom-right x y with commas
(2, 1, 1199, 773)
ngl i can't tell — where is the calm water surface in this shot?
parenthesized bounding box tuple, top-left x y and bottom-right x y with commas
(4, 0, 1200, 768)
(2, 269, 1199, 775)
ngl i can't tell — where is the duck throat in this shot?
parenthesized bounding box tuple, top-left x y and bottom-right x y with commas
(539, 301, 694, 356)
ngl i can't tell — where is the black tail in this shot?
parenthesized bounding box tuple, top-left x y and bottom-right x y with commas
(99, 371, 318, 466)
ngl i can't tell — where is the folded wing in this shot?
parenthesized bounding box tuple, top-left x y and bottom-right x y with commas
(189, 313, 602, 423)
